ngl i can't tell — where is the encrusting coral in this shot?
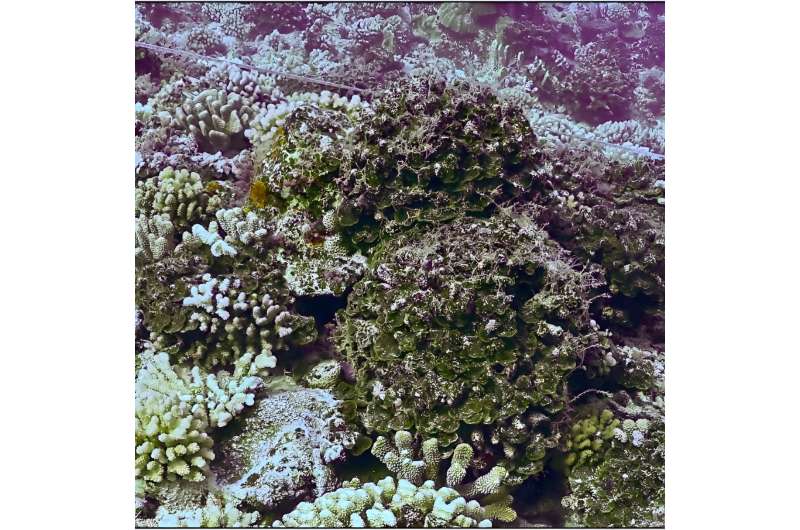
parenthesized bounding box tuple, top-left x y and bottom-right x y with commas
(331, 77, 548, 249)
(335, 210, 602, 482)
(212, 384, 358, 512)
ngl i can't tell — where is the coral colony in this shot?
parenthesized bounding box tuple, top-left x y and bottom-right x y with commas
(135, 2, 664, 527)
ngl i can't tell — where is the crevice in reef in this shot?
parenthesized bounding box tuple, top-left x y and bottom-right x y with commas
(295, 292, 350, 332)
(512, 465, 570, 527)
(286, 290, 352, 378)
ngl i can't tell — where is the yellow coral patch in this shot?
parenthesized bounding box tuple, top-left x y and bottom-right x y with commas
(249, 180, 268, 209)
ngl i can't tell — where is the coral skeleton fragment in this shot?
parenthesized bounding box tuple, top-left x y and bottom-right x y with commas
(135, 2, 665, 527)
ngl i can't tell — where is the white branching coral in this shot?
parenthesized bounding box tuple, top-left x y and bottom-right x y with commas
(214, 207, 269, 245)
(135, 213, 175, 264)
(201, 351, 265, 428)
(135, 167, 224, 229)
(369, 431, 516, 524)
(177, 207, 269, 257)
(135, 351, 264, 484)
(165, 271, 315, 368)
(135, 352, 215, 484)
(592, 119, 665, 154)
(526, 108, 664, 160)
(179, 221, 237, 257)
(273, 476, 510, 528)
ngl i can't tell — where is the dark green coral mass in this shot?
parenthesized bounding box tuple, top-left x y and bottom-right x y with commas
(253, 77, 549, 251)
(335, 210, 599, 481)
(334, 77, 547, 249)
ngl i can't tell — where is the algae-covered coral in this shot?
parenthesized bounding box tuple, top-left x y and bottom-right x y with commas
(135, 2, 664, 527)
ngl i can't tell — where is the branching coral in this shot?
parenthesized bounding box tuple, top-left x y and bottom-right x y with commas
(136, 205, 321, 374)
(151, 271, 316, 368)
(135, 361, 213, 484)
(135, 167, 226, 234)
(174, 207, 271, 258)
(185, 25, 226, 56)
(201, 2, 253, 40)
(135, 352, 215, 484)
(566, 42, 637, 123)
(273, 475, 513, 528)
(173, 89, 257, 153)
(593, 119, 665, 154)
(369, 430, 514, 522)
(135, 213, 175, 264)
(135, 347, 280, 509)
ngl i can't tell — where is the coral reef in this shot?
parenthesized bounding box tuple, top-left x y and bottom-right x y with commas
(134, 2, 665, 527)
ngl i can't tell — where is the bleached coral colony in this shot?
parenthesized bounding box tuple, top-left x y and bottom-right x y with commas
(135, 2, 664, 527)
